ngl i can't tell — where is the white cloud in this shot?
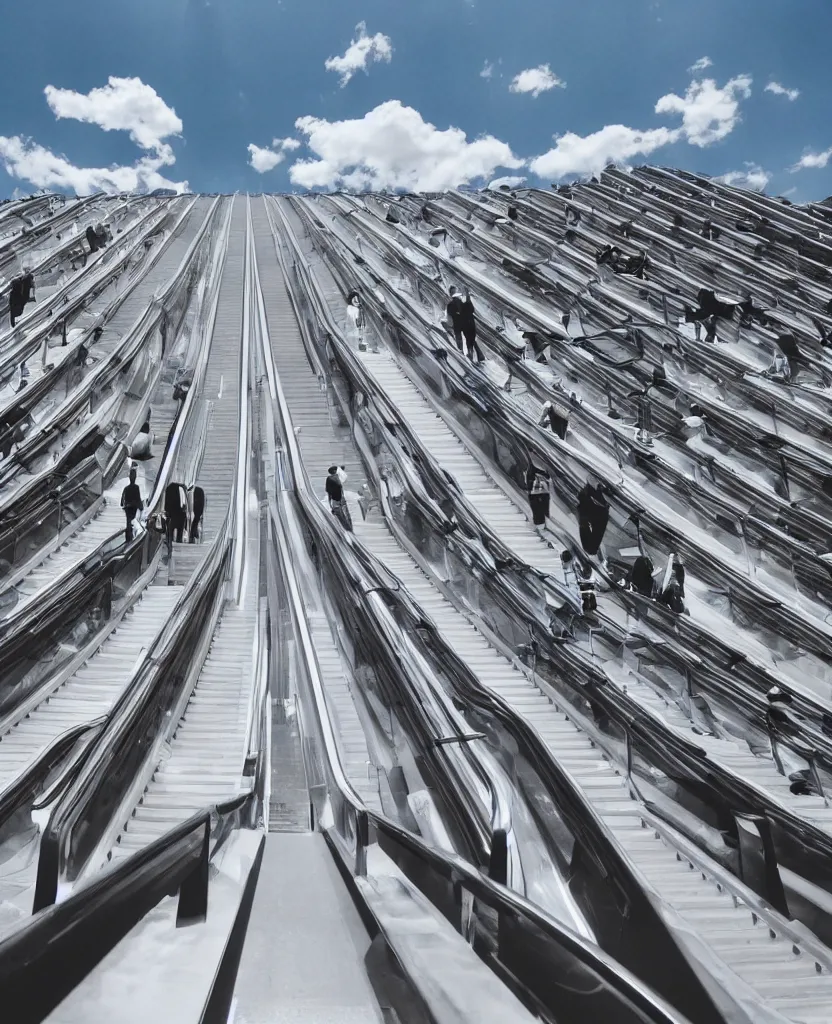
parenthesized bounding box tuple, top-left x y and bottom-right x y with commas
(325, 22, 392, 87)
(489, 175, 526, 189)
(480, 61, 494, 79)
(45, 77, 182, 151)
(765, 81, 800, 102)
(529, 71, 752, 180)
(288, 100, 523, 191)
(791, 148, 832, 172)
(509, 64, 565, 98)
(655, 74, 752, 146)
(0, 135, 185, 194)
(716, 163, 770, 191)
(247, 137, 301, 173)
(530, 124, 679, 179)
(688, 56, 712, 73)
(0, 76, 187, 195)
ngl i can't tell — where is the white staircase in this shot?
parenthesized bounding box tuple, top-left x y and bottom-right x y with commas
(10, 502, 123, 604)
(342, 351, 832, 1022)
(111, 584, 257, 861)
(0, 585, 183, 791)
(307, 614, 382, 813)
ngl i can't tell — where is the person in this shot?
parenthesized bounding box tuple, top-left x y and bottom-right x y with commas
(628, 553, 655, 598)
(577, 481, 610, 557)
(538, 400, 569, 440)
(346, 291, 366, 350)
(120, 468, 143, 543)
(326, 465, 353, 531)
(189, 486, 205, 542)
(446, 286, 484, 363)
(658, 560, 686, 614)
(526, 465, 550, 533)
(86, 224, 100, 253)
(9, 268, 35, 327)
(164, 481, 188, 550)
(95, 222, 109, 248)
(130, 420, 153, 460)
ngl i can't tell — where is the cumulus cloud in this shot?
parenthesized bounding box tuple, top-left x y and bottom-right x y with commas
(489, 175, 527, 189)
(287, 100, 523, 191)
(530, 71, 753, 180)
(247, 137, 301, 173)
(765, 81, 800, 102)
(716, 163, 770, 191)
(509, 64, 565, 97)
(689, 56, 712, 73)
(0, 76, 187, 194)
(530, 125, 678, 179)
(325, 22, 392, 87)
(480, 61, 494, 79)
(45, 77, 182, 152)
(655, 74, 752, 146)
(791, 148, 832, 172)
(0, 135, 184, 194)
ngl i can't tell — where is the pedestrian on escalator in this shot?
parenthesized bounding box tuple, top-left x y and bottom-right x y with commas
(189, 485, 205, 542)
(446, 287, 484, 364)
(577, 481, 610, 557)
(164, 480, 188, 552)
(9, 268, 35, 327)
(121, 468, 144, 544)
(526, 465, 550, 533)
(326, 465, 353, 532)
(86, 225, 100, 253)
(130, 420, 153, 460)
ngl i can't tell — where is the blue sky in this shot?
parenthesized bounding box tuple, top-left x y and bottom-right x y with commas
(0, 0, 830, 199)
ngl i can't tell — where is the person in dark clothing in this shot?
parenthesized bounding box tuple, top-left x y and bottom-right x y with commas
(121, 469, 143, 543)
(189, 486, 205, 543)
(684, 288, 737, 323)
(628, 554, 655, 598)
(164, 481, 187, 550)
(577, 482, 610, 556)
(539, 401, 569, 440)
(658, 561, 686, 613)
(326, 466, 353, 531)
(526, 465, 550, 531)
(95, 223, 108, 248)
(446, 287, 484, 363)
(86, 225, 100, 253)
(9, 270, 35, 327)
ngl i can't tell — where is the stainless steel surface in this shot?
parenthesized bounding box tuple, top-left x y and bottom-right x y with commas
(233, 833, 382, 1024)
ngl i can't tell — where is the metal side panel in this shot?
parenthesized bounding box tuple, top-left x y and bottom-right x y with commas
(90, 197, 214, 364)
(232, 832, 383, 1024)
(0, 584, 184, 916)
(250, 197, 366, 497)
(348, 331, 832, 1022)
(111, 529, 259, 861)
(175, 195, 246, 546)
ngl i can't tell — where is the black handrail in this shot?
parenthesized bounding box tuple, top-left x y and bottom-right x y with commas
(0, 793, 253, 1024)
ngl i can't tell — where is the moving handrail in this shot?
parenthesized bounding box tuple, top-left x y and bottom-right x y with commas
(33, 202, 251, 905)
(0, 792, 256, 1024)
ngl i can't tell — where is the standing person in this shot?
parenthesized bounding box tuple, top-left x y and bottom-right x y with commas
(164, 481, 187, 551)
(346, 291, 366, 350)
(130, 420, 153, 460)
(526, 465, 550, 534)
(9, 268, 35, 327)
(120, 468, 143, 543)
(326, 465, 353, 531)
(190, 485, 205, 543)
(446, 287, 484, 364)
(577, 481, 610, 556)
(85, 225, 100, 254)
